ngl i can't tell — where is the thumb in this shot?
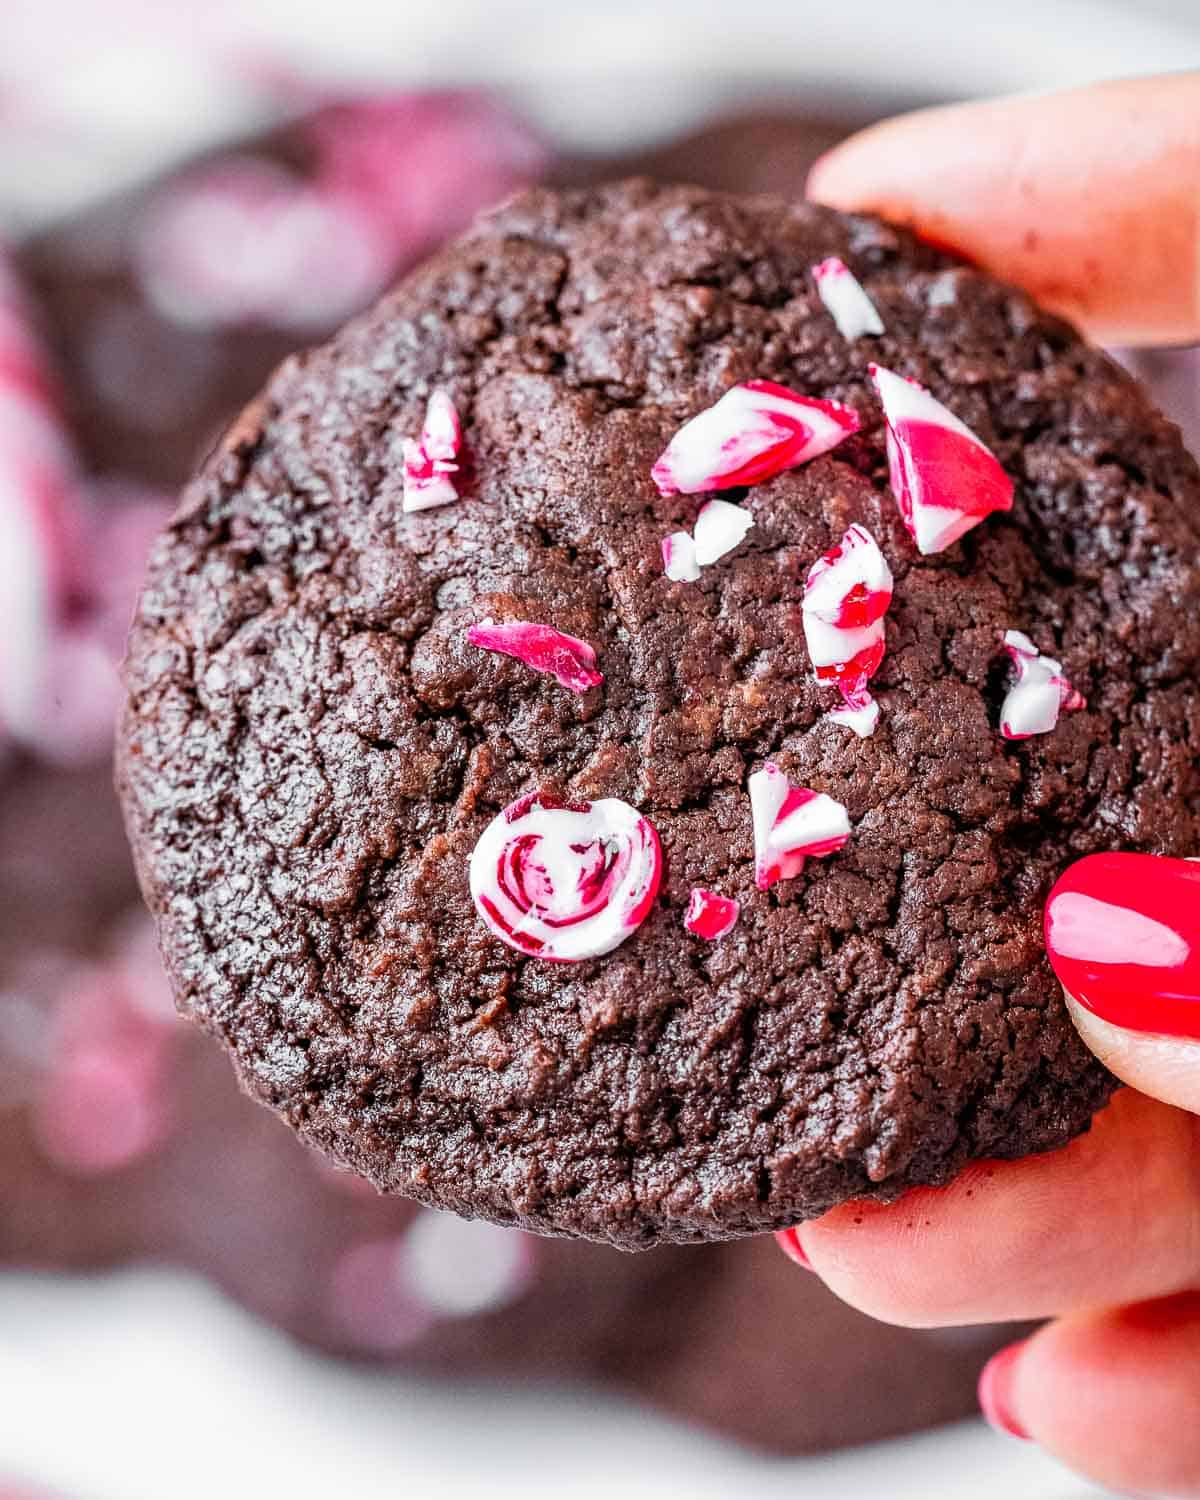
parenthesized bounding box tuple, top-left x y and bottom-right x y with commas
(1046, 853, 1200, 1115)
(807, 73, 1200, 347)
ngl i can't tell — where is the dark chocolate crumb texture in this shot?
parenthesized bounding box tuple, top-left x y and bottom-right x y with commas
(119, 181, 1200, 1248)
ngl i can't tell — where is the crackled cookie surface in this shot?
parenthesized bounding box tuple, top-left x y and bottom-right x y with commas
(119, 181, 1200, 1247)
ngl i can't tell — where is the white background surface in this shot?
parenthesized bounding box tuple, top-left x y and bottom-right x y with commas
(4, 2, 1198, 1496)
(1, 1270, 1103, 1500)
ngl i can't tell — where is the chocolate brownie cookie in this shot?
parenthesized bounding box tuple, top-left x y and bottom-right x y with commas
(4, 133, 1027, 1453)
(119, 179, 1200, 1247)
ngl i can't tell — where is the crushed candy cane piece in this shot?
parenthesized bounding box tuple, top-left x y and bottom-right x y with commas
(470, 792, 662, 962)
(869, 364, 1013, 555)
(662, 531, 701, 582)
(748, 763, 851, 891)
(402, 389, 463, 512)
(684, 888, 740, 941)
(812, 257, 884, 340)
(652, 379, 859, 497)
(803, 522, 893, 631)
(802, 524, 893, 735)
(693, 498, 754, 565)
(828, 690, 880, 738)
(467, 619, 603, 695)
(1000, 630, 1085, 740)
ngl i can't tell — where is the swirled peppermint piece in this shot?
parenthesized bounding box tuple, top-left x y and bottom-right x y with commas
(466, 618, 603, 694)
(684, 888, 740, 941)
(651, 379, 860, 497)
(1000, 629, 1086, 740)
(812, 257, 884, 340)
(802, 524, 892, 733)
(402, 389, 463, 512)
(470, 792, 662, 961)
(749, 763, 851, 891)
(803, 523, 893, 631)
(869, 363, 1013, 555)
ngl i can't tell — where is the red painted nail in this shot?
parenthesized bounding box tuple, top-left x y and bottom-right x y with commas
(1045, 853, 1200, 1039)
(978, 1341, 1031, 1441)
(774, 1227, 814, 1270)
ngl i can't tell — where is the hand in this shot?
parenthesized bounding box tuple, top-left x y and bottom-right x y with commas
(782, 75, 1200, 1498)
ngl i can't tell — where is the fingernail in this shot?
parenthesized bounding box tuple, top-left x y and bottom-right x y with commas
(1045, 853, 1200, 1039)
(978, 1341, 1032, 1441)
(774, 1227, 814, 1270)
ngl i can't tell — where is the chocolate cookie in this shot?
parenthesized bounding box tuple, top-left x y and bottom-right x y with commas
(119, 179, 1200, 1248)
(5, 146, 1021, 1454)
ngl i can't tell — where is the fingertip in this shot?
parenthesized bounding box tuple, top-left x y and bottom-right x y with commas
(803, 114, 929, 212)
(977, 1339, 1033, 1441)
(1009, 1294, 1200, 1495)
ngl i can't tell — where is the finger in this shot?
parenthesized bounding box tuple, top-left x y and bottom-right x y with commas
(807, 73, 1200, 346)
(981, 1294, 1200, 1498)
(780, 1088, 1200, 1327)
(1046, 852, 1200, 1115)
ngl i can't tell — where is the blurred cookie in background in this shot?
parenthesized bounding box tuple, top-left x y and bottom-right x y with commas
(15, 91, 549, 487)
(1119, 346, 1199, 457)
(555, 107, 847, 197)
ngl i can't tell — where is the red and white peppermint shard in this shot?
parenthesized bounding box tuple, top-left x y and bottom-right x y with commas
(651, 379, 860, 497)
(1000, 629, 1085, 740)
(684, 888, 740, 941)
(470, 792, 662, 961)
(802, 523, 893, 736)
(662, 531, 700, 582)
(402, 389, 463, 512)
(869, 364, 1013, 556)
(812, 257, 884, 340)
(466, 619, 603, 695)
(0, 252, 77, 743)
(748, 763, 851, 891)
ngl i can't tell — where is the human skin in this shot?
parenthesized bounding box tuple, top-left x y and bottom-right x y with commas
(784, 73, 1200, 1498)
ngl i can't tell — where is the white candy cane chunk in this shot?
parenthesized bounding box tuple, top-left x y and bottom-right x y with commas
(652, 379, 859, 497)
(869, 364, 1013, 556)
(812, 257, 884, 340)
(470, 792, 662, 962)
(402, 389, 464, 512)
(661, 531, 701, 582)
(692, 498, 754, 565)
(827, 692, 881, 738)
(999, 629, 1085, 740)
(748, 763, 851, 891)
